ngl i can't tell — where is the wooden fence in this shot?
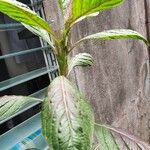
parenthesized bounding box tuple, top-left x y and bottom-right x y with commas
(43, 0, 150, 143)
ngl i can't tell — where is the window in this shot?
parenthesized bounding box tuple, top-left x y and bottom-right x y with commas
(0, 0, 57, 134)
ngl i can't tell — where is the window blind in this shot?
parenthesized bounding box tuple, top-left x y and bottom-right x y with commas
(0, 0, 57, 124)
(0, 1, 55, 149)
(0, 47, 57, 92)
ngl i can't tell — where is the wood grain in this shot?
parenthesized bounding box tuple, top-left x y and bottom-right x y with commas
(43, 0, 150, 144)
(71, 0, 150, 144)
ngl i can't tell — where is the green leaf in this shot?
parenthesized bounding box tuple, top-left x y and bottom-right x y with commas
(72, 29, 149, 50)
(0, 95, 41, 121)
(41, 98, 54, 146)
(68, 53, 94, 75)
(94, 124, 119, 150)
(94, 123, 150, 150)
(58, 0, 69, 15)
(66, 0, 124, 27)
(23, 24, 54, 48)
(41, 76, 94, 150)
(0, 0, 53, 35)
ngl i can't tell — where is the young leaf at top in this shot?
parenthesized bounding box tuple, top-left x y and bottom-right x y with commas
(0, 95, 41, 122)
(58, 0, 70, 15)
(71, 29, 149, 51)
(41, 76, 94, 150)
(94, 123, 150, 150)
(0, 0, 53, 36)
(68, 53, 94, 75)
(65, 0, 124, 27)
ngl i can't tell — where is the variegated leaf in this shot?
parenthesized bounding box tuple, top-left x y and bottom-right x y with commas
(65, 0, 124, 27)
(41, 76, 94, 150)
(94, 124, 150, 150)
(0, 95, 41, 121)
(71, 29, 149, 51)
(0, 0, 53, 36)
(23, 24, 54, 48)
(58, 0, 70, 15)
(68, 53, 94, 75)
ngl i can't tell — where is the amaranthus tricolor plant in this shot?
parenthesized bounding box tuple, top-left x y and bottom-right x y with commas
(0, 0, 150, 149)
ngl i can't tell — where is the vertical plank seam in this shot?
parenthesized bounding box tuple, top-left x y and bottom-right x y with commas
(144, 0, 150, 58)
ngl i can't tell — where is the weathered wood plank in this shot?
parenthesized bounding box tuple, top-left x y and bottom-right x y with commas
(43, 0, 64, 38)
(43, 0, 150, 144)
(71, 0, 150, 143)
(145, 0, 150, 32)
(145, 0, 150, 56)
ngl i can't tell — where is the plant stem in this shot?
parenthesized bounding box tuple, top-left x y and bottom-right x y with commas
(54, 34, 69, 76)
(57, 51, 68, 76)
